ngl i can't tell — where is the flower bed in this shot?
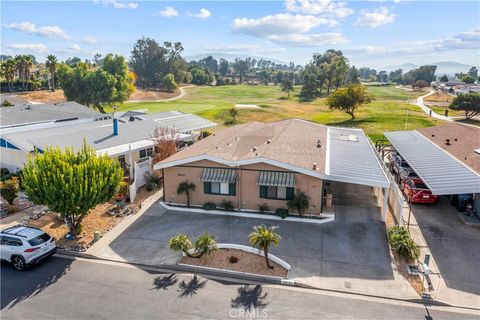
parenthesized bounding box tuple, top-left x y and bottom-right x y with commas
(179, 248, 288, 278)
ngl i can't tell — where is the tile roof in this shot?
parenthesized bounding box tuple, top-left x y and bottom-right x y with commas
(417, 123, 480, 174)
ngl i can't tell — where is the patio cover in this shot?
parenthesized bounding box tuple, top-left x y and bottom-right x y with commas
(384, 130, 480, 195)
(200, 168, 237, 183)
(258, 171, 296, 188)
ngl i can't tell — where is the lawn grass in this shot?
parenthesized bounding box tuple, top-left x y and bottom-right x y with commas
(119, 84, 441, 141)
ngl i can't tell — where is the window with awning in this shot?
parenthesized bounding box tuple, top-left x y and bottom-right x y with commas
(258, 171, 295, 188)
(200, 168, 237, 183)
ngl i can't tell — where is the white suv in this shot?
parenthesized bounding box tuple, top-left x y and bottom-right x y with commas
(0, 225, 56, 271)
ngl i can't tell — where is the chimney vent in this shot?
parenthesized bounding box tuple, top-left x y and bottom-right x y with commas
(316, 138, 321, 148)
(313, 162, 317, 170)
(113, 118, 119, 136)
(445, 138, 451, 145)
(252, 146, 257, 152)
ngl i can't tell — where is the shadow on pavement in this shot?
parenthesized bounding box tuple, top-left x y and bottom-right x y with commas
(151, 274, 178, 290)
(231, 285, 269, 311)
(178, 275, 207, 297)
(0, 257, 73, 310)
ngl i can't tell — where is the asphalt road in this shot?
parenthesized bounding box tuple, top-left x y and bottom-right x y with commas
(1, 256, 477, 320)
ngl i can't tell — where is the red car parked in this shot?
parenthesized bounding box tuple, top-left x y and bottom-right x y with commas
(402, 177, 438, 204)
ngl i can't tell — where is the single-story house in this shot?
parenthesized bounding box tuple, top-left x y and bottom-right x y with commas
(154, 119, 390, 218)
(1, 108, 217, 174)
(384, 123, 480, 211)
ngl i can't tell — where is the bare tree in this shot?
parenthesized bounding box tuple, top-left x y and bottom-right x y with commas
(152, 127, 178, 163)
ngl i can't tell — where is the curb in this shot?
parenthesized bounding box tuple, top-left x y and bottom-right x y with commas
(55, 249, 480, 312)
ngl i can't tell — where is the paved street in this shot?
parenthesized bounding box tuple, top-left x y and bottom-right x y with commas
(1, 256, 477, 320)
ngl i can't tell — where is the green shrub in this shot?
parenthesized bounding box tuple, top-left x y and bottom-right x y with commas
(258, 203, 270, 213)
(1, 100, 13, 107)
(0, 178, 19, 205)
(221, 199, 234, 211)
(144, 172, 161, 191)
(194, 232, 217, 257)
(169, 234, 193, 257)
(387, 226, 420, 262)
(203, 202, 216, 210)
(0, 168, 10, 177)
(287, 191, 310, 216)
(275, 208, 289, 219)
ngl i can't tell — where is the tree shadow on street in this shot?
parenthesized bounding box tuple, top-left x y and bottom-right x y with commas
(178, 275, 207, 298)
(231, 285, 269, 311)
(1, 257, 72, 310)
(151, 274, 177, 291)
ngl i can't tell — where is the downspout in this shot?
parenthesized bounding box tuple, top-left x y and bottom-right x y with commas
(162, 168, 166, 201)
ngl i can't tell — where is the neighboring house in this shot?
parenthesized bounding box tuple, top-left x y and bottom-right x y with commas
(0, 107, 217, 175)
(384, 123, 480, 212)
(154, 119, 390, 218)
(0, 102, 107, 131)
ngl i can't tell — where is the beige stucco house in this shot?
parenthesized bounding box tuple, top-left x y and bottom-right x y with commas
(154, 119, 391, 217)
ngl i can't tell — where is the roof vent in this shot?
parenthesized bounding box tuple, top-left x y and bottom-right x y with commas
(316, 139, 321, 148)
(251, 146, 257, 152)
(454, 137, 458, 141)
(215, 146, 221, 150)
(266, 139, 271, 144)
(129, 116, 135, 122)
(431, 134, 435, 137)
(26, 104, 32, 110)
(445, 138, 451, 145)
(313, 163, 317, 170)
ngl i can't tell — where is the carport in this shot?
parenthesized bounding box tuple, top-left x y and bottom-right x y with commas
(384, 130, 480, 196)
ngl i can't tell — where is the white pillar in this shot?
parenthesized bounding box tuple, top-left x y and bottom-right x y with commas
(128, 145, 134, 179)
(382, 187, 389, 222)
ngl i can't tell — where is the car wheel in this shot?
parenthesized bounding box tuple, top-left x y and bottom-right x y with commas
(11, 256, 26, 271)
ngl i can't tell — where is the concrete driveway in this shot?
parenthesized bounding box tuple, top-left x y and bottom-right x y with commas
(89, 183, 416, 298)
(411, 197, 480, 306)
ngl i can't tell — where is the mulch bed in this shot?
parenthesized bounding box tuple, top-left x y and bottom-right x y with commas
(179, 248, 288, 278)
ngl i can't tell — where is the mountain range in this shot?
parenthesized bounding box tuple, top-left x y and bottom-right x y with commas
(381, 61, 473, 76)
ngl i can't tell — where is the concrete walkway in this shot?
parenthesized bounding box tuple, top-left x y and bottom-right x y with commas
(414, 90, 453, 122)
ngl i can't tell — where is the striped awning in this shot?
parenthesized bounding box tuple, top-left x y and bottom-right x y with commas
(200, 168, 237, 183)
(258, 171, 295, 187)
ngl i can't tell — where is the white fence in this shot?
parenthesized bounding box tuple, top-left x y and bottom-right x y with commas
(373, 162, 408, 225)
(129, 157, 153, 202)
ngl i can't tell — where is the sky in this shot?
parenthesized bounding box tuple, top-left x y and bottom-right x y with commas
(1, 0, 479, 68)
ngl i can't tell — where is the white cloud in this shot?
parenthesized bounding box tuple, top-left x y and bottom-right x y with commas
(204, 44, 286, 55)
(268, 32, 348, 46)
(158, 7, 178, 17)
(3, 21, 70, 40)
(285, 0, 353, 18)
(94, 0, 138, 10)
(5, 43, 48, 54)
(82, 36, 98, 44)
(195, 8, 211, 19)
(66, 44, 81, 52)
(231, 13, 344, 47)
(232, 13, 334, 37)
(345, 29, 480, 57)
(355, 7, 395, 28)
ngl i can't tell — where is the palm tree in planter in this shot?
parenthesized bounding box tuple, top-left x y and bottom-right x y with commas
(287, 191, 310, 216)
(249, 225, 281, 269)
(169, 232, 217, 258)
(177, 180, 196, 207)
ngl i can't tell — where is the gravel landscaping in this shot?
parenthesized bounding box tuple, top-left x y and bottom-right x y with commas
(179, 248, 288, 278)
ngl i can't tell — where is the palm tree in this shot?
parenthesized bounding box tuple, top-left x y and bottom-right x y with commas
(14, 55, 25, 89)
(249, 225, 281, 268)
(46, 55, 58, 91)
(24, 55, 33, 91)
(194, 232, 217, 257)
(177, 180, 196, 207)
(0, 59, 16, 91)
(169, 234, 194, 257)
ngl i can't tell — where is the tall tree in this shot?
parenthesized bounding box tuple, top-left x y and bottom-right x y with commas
(402, 65, 437, 85)
(21, 143, 123, 235)
(327, 84, 374, 120)
(58, 54, 135, 113)
(450, 93, 480, 119)
(281, 77, 294, 97)
(467, 66, 478, 79)
(345, 66, 360, 85)
(46, 54, 58, 92)
(0, 59, 16, 91)
(219, 58, 229, 77)
(439, 74, 449, 82)
(163, 73, 178, 91)
(233, 58, 249, 83)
